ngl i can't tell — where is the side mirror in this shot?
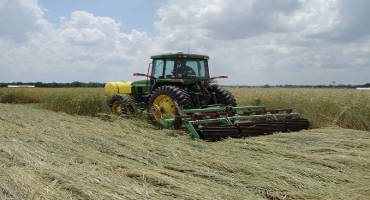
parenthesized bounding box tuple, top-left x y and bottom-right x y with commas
(210, 75, 228, 83)
(211, 75, 228, 79)
(133, 73, 152, 78)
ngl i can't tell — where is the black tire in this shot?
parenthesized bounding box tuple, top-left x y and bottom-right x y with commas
(110, 94, 137, 116)
(148, 85, 193, 124)
(209, 84, 237, 106)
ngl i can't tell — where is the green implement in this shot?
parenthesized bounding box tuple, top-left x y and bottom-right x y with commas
(162, 106, 309, 141)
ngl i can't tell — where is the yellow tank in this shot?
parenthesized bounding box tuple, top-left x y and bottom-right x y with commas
(104, 81, 132, 96)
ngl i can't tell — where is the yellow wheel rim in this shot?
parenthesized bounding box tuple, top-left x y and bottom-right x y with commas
(151, 95, 176, 123)
(112, 100, 122, 115)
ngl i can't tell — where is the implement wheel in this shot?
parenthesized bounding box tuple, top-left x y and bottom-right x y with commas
(148, 86, 193, 125)
(210, 84, 237, 106)
(110, 94, 137, 116)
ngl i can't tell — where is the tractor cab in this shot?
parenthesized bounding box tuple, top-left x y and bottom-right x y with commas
(150, 52, 210, 80)
(131, 52, 230, 109)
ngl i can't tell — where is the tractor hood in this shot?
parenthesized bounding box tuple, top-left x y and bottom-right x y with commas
(131, 80, 150, 87)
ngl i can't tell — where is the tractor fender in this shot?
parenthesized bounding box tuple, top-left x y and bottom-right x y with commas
(151, 82, 184, 93)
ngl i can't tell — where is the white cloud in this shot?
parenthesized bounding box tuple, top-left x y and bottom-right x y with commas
(0, 0, 369, 85)
(0, 0, 46, 42)
(153, 0, 370, 85)
(0, 1, 154, 82)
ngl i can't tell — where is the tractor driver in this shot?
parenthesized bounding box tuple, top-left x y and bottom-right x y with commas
(175, 62, 196, 78)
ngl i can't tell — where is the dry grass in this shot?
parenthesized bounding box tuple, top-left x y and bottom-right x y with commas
(1, 103, 370, 199)
(0, 88, 109, 116)
(0, 88, 42, 103)
(40, 88, 109, 116)
(0, 87, 369, 131)
(231, 88, 370, 131)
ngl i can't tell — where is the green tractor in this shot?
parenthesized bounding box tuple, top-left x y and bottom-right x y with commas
(105, 52, 309, 140)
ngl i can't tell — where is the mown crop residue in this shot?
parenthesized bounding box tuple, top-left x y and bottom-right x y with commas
(0, 89, 370, 199)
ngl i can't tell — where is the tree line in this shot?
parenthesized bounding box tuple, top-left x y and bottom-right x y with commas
(0, 81, 369, 88)
(0, 81, 105, 88)
(217, 83, 370, 88)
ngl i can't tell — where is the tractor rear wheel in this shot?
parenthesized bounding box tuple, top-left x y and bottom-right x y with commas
(210, 84, 237, 106)
(148, 86, 193, 125)
(110, 94, 137, 116)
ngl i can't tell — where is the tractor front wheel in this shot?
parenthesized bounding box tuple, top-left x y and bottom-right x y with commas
(210, 84, 237, 106)
(148, 86, 193, 125)
(110, 94, 137, 116)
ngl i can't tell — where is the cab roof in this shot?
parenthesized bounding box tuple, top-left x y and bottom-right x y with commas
(151, 52, 209, 60)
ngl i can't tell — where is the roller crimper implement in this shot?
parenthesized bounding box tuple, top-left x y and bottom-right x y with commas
(162, 106, 309, 141)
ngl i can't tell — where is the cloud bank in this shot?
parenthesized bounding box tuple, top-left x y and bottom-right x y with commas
(0, 0, 369, 85)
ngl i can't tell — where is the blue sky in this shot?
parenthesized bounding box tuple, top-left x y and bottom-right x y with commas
(0, 0, 369, 85)
(38, 0, 161, 36)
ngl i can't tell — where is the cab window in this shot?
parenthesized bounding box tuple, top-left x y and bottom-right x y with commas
(199, 60, 206, 77)
(164, 60, 175, 78)
(175, 59, 208, 78)
(152, 59, 164, 78)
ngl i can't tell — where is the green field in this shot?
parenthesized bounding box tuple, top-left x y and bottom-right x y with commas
(0, 88, 370, 199)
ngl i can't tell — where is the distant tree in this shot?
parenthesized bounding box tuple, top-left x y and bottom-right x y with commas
(71, 81, 83, 87)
